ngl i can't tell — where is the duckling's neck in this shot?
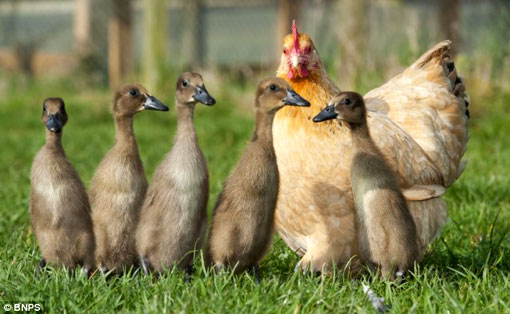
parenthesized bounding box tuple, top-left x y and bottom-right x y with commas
(348, 121, 379, 154)
(44, 130, 64, 153)
(252, 111, 275, 145)
(175, 104, 197, 140)
(114, 115, 136, 146)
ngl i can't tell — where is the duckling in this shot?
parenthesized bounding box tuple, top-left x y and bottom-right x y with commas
(30, 97, 95, 276)
(313, 92, 419, 279)
(90, 84, 168, 274)
(208, 78, 310, 279)
(136, 72, 215, 276)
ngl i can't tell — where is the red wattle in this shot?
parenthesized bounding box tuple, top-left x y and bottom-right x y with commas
(287, 68, 295, 79)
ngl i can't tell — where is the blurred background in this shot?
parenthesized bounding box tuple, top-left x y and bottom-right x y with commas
(0, 0, 509, 103)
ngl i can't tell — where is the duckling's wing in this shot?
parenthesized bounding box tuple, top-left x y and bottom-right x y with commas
(402, 184, 446, 201)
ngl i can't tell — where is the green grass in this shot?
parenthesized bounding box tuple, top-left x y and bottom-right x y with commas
(0, 78, 509, 313)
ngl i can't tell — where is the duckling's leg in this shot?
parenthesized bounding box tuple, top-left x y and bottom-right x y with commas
(395, 270, 405, 284)
(379, 264, 397, 281)
(185, 265, 193, 283)
(139, 255, 152, 276)
(81, 267, 91, 278)
(35, 258, 46, 276)
(98, 265, 110, 275)
(249, 265, 261, 284)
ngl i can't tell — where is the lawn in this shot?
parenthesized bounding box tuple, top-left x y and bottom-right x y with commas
(0, 77, 509, 313)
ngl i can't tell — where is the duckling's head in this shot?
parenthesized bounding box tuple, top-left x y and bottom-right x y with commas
(113, 83, 168, 117)
(42, 97, 68, 133)
(255, 78, 310, 114)
(176, 72, 216, 106)
(313, 92, 366, 124)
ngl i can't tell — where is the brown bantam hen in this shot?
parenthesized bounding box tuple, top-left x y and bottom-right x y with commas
(273, 21, 469, 273)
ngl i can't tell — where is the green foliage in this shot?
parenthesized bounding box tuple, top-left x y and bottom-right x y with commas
(0, 79, 509, 313)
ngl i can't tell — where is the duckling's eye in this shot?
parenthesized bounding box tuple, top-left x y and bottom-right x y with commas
(341, 98, 351, 105)
(269, 84, 278, 91)
(182, 80, 189, 87)
(129, 89, 139, 97)
(42, 105, 46, 114)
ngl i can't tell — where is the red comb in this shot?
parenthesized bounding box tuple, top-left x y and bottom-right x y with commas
(292, 20, 299, 51)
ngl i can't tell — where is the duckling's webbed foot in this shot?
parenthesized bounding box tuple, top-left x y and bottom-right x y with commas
(139, 255, 152, 276)
(35, 258, 46, 276)
(185, 264, 193, 283)
(249, 265, 261, 284)
(213, 263, 225, 274)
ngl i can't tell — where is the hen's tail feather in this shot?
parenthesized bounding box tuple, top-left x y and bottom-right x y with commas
(443, 58, 470, 119)
(414, 40, 470, 119)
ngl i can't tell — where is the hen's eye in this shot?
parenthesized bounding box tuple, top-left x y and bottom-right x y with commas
(269, 84, 277, 91)
(182, 80, 189, 87)
(283, 48, 288, 54)
(42, 106, 46, 113)
(129, 89, 139, 97)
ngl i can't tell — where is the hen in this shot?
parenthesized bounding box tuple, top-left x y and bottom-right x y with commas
(273, 22, 469, 272)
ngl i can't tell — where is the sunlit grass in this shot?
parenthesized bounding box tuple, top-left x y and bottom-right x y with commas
(0, 78, 509, 313)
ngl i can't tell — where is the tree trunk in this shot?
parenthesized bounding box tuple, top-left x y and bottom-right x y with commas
(182, 0, 204, 68)
(108, 0, 132, 88)
(438, 0, 460, 56)
(74, 0, 91, 57)
(142, 0, 167, 92)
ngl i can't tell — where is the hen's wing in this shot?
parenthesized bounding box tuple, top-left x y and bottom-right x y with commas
(367, 110, 444, 188)
(365, 40, 469, 187)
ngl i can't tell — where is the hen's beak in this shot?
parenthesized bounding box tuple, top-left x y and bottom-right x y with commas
(143, 95, 169, 111)
(283, 89, 310, 107)
(313, 105, 337, 122)
(193, 86, 216, 106)
(46, 114, 63, 133)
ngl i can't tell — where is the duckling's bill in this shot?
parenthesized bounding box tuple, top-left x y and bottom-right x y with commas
(143, 95, 169, 111)
(283, 89, 310, 107)
(313, 105, 337, 122)
(193, 86, 216, 106)
(46, 114, 63, 132)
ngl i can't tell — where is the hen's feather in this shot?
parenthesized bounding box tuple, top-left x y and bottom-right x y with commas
(365, 40, 469, 186)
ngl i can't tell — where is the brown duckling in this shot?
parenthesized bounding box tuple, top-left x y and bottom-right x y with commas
(30, 97, 95, 276)
(136, 72, 215, 277)
(90, 84, 168, 274)
(208, 78, 310, 280)
(313, 92, 419, 279)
